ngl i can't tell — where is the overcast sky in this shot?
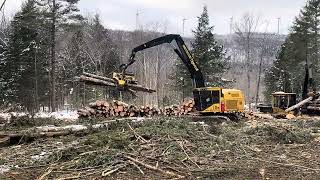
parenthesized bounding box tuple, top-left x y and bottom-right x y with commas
(4, 0, 308, 36)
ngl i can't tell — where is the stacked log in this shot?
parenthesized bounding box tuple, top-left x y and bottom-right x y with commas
(163, 105, 180, 116)
(78, 99, 196, 118)
(78, 100, 162, 118)
(78, 100, 126, 118)
(138, 106, 161, 117)
(179, 99, 195, 115)
(306, 98, 320, 112)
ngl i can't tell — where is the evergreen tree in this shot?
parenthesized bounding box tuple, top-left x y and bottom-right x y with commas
(264, 42, 293, 101)
(264, 0, 319, 101)
(36, 0, 82, 111)
(173, 6, 228, 97)
(0, 0, 45, 112)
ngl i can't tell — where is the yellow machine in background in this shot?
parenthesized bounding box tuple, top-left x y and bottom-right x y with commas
(271, 92, 296, 113)
(257, 92, 297, 113)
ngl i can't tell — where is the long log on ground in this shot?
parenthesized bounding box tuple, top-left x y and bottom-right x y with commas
(285, 96, 313, 112)
(0, 117, 149, 147)
(0, 125, 94, 142)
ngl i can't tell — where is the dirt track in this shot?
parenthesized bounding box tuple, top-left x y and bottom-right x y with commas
(0, 116, 320, 179)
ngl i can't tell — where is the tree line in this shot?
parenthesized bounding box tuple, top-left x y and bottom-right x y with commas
(0, 0, 288, 113)
(265, 0, 320, 102)
(0, 0, 121, 113)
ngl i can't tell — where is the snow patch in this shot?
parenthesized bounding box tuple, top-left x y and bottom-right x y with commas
(31, 152, 50, 161)
(35, 124, 87, 132)
(132, 117, 148, 122)
(0, 113, 11, 122)
(35, 110, 79, 121)
(0, 110, 78, 123)
(50, 110, 79, 121)
(0, 165, 11, 174)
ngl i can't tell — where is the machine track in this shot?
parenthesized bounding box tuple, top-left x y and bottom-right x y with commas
(184, 113, 242, 123)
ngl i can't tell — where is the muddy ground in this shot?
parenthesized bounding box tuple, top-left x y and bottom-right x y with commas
(0, 115, 320, 179)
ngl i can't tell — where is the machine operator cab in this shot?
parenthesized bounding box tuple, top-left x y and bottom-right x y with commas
(271, 92, 296, 113)
(193, 87, 245, 114)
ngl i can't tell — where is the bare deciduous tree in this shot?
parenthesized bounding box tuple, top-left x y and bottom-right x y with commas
(234, 13, 261, 109)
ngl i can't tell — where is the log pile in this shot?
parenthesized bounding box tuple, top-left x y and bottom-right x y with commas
(179, 99, 196, 115)
(306, 98, 320, 112)
(163, 105, 180, 116)
(163, 99, 195, 116)
(78, 99, 196, 118)
(78, 100, 162, 118)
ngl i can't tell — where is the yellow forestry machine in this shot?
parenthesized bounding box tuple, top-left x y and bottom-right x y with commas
(257, 92, 297, 113)
(113, 34, 245, 120)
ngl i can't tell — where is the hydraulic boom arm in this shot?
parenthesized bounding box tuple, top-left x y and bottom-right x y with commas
(302, 56, 316, 99)
(120, 34, 205, 88)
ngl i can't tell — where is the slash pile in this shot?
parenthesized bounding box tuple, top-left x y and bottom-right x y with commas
(78, 99, 196, 118)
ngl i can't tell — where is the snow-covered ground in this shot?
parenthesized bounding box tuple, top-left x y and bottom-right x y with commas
(35, 110, 79, 121)
(0, 110, 78, 122)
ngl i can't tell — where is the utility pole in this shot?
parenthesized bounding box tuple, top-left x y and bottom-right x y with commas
(277, 17, 280, 34)
(182, 18, 187, 36)
(230, 17, 233, 34)
(135, 10, 139, 30)
(136, 10, 143, 30)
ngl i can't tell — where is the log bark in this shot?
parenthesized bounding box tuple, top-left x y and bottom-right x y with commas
(78, 99, 196, 119)
(285, 97, 313, 112)
(80, 75, 116, 87)
(80, 74, 155, 93)
(0, 118, 147, 147)
(306, 106, 320, 111)
(126, 84, 156, 93)
(83, 72, 116, 84)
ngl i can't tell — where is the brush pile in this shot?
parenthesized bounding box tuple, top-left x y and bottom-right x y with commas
(1, 117, 320, 179)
